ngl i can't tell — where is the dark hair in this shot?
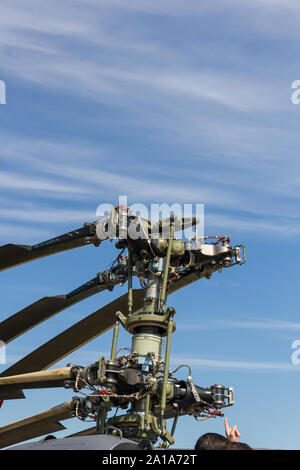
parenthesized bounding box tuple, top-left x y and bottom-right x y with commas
(194, 433, 250, 450)
(235, 441, 252, 450)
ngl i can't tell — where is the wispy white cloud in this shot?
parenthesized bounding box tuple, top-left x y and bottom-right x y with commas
(206, 213, 300, 237)
(1, 134, 299, 237)
(226, 320, 300, 330)
(0, 0, 299, 240)
(3, 348, 296, 373)
(0, 0, 292, 115)
(171, 356, 297, 371)
(0, 41, 286, 116)
(85, 0, 215, 16)
(244, 0, 300, 10)
(87, 0, 300, 16)
(0, 207, 96, 224)
(30, 161, 240, 207)
(51, 349, 298, 372)
(177, 318, 300, 331)
(0, 223, 52, 242)
(0, 171, 93, 195)
(0, 136, 240, 207)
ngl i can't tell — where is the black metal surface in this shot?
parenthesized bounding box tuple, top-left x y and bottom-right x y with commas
(0, 388, 25, 400)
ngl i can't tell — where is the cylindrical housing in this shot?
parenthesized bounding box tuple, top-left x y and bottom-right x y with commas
(144, 276, 160, 301)
(143, 274, 161, 312)
(132, 332, 164, 360)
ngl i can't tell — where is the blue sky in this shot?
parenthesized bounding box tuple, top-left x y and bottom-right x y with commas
(0, 0, 300, 449)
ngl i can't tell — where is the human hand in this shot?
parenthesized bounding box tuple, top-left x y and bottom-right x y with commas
(224, 417, 241, 442)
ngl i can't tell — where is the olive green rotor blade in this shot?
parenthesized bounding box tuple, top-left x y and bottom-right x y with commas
(0, 400, 73, 449)
(0, 276, 104, 344)
(0, 296, 69, 344)
(0, 223, 98, 272)
(0, 290, 145, 378)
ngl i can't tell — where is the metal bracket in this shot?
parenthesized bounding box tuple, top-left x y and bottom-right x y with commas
(234, 245, 246, 265)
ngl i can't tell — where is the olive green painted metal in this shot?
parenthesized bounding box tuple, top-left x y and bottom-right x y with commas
(160, 221, 175, 311)
(160, 310, 175, 417)
(110, 321, 119, 361)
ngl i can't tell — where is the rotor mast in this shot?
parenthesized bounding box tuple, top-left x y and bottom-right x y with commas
(106, 217, 177, 445)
